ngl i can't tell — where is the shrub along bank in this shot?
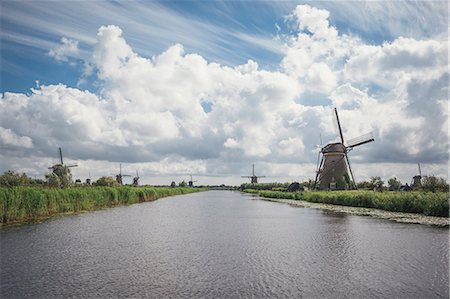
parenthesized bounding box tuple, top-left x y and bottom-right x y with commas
(243, 189, 449, 217)
(0, 186, 207, 226)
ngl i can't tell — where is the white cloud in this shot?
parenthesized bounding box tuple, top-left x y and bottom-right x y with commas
(48, 37, 80, 62)
(1, 4, 448, 184)
(0, 127, 33, 148)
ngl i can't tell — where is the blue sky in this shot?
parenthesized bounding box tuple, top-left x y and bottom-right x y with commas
(2, 1, 446, 93)
(0, 1, 448, 184)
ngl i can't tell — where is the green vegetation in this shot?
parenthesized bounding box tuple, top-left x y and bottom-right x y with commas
(0, 186, 207, 226)
(240, 182, 289, 191)
(243, 189, 449, 217)
(94, 176, 118, 186)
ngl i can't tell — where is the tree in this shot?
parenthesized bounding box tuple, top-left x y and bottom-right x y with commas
(95, 176, 117, 186)
(0, 170, 31, 187)
(388, 177, 402, 191)
(179, 180, 186, 187)
(421, 176, 449, 193)
(356, 180, 372, 190)
(370, 176, 384, 191)
(170, 181, 176, 188)
(45, 172, 61, 188)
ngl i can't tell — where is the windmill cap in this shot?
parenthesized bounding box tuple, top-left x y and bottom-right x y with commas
(322, 143, 346, 153)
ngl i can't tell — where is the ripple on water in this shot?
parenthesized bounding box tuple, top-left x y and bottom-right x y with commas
(1, 191, 448, 298)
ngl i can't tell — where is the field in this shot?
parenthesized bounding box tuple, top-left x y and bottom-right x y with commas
(243, 189, 449, 217)
(0, 186, 207, 226)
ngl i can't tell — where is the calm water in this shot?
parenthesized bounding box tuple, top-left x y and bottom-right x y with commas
(1, 191, 448, 298)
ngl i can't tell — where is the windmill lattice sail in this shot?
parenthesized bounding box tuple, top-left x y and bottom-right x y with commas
(347, 132, 374, 148)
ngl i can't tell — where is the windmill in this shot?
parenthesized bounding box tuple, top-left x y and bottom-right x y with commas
(133, 170, 140, 186)
(411, 163, 422, 189)
(47, 147, 78, 187)
(48, 147, 78, 171)
(115, 163, 131, 185)
(188, 174, 197, 187)
(313, 108, 374, 190)
(241, 164, 265, 184)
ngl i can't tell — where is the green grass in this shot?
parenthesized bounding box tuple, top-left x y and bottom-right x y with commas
(0, 186, 207, 225)
(243, 189, 449, 217)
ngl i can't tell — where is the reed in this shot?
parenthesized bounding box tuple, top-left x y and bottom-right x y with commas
(0, 186, 207, 225)
(243, 189, 449, 217)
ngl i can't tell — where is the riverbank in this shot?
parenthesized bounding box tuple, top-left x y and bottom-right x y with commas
(0, 186, 207, 227)
(243, 190, 449, 227)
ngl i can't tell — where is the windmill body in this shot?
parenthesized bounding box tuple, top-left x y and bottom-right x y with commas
(133, 170, 140, 186)
(314, 108, 374, 190)
(411, 163, 422, 189)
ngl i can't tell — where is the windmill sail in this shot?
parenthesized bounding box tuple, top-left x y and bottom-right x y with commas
(347, 132, 374, 148)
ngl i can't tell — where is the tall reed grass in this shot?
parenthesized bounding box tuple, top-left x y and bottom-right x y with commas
(0, 186, 206, 225)
(244, 189, 449, 217)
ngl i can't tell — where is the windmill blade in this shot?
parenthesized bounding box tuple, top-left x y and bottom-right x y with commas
(241, 176, 252, 178)
(315, 150, 321, 173)
(418, 163, 422, 176)
(67, 164, 78, 168)
(313, 156, 324, 189)
(347, 132, 374, 148)
(59, 147, 64, 165)
(334, 108, 345, 144)
(257, 176, 266, 178)
(344, 152, 356, 189)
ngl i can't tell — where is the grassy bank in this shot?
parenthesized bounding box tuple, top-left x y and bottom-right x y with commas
(243, 189, 449, 217)
(0, 186, 207, 226)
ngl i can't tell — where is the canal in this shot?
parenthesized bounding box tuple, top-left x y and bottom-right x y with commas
(1, 191, 448, 298)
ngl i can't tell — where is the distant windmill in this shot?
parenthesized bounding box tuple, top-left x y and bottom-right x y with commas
(47, 147, 78, 187)
(86, 172, 91, 185)
(313, 108, 374, 190)
(48, 147, 78, 171)
(241, 164, 265, 184)
(411, 163, 422, 189)
(188, 174, 198, 187)
(115, 164, 131, 185)
(133, 170, 140, 186)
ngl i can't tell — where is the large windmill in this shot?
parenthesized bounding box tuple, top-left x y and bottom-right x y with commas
(115, 164, 131, 185)
(314, 108, 374, 190)
(188, 174, 197, 187)
(242, 164, 265, 184)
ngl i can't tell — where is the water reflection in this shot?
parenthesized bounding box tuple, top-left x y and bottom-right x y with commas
(1, 191, 448, 298)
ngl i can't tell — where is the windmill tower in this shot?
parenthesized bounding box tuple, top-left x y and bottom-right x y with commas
(241, 164, 265, 184)
(411, 163, 422, 189)
(188, 174, 198, 187)
(314, 108, 374, 190)
(133, 170, 140, 186)
(115, 163, 131, 185)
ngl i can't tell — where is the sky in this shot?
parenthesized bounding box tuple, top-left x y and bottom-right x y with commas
(0, 0, 448, 186)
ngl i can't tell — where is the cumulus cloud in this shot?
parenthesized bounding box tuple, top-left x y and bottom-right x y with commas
(1, 4, 448, 183)
(48, 37, 80, 62)
(0, 127, 33, 148)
